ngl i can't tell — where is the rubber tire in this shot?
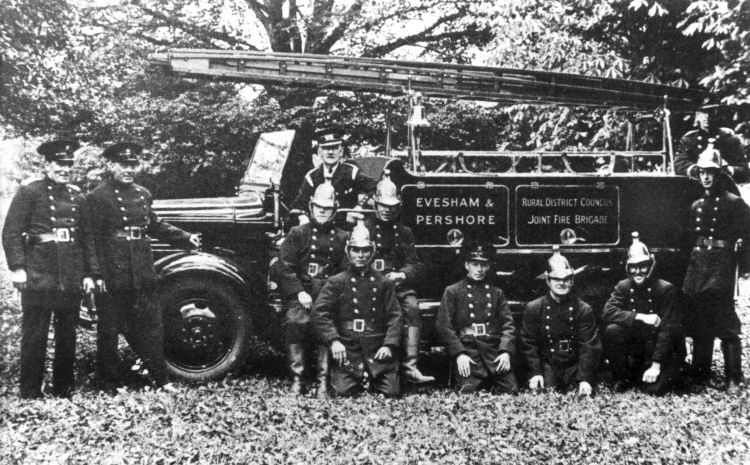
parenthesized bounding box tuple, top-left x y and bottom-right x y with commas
(156, 276, 250, 382)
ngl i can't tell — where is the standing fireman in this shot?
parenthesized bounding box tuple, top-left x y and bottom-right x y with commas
(275, 182, 348, 397)
(365, 176, 434, 384)
(290, 128, 377, 225)
(311, 222, 403, 397)
(2, 140, 100, 398)
(87, 142, 201, 390)
(436, 241, 518, 394)
(601, 233, 684, 395)
(683, 145, 750, 394)
(520, 248, 601, 395)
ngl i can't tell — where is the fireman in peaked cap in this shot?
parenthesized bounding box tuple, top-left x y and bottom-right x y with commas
(2, 140, 100, 398)
(682, 144, 750, 394)
(675, 103, 749, 186)
(290, 127, 377, 225)
(311, 221, 403, 397)
(601, 233, 684, 394)
(520, 247, 601, 395)
(275, 182, 348, 397)
(87, 142, 201, 392)
(436, 240, 519, 394)
(365, 175, 434, 384)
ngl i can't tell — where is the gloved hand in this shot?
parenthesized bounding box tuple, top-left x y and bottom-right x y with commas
(11, 269, 27, 291)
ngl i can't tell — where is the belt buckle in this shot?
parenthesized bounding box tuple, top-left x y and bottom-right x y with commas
(353, 319, 365, 332)
(472, 323, 487, 336)
(129, 227, 142, 240)
(307, 263, 320, 276)
(558, 339, 571, 352)
(54, 228, 71, 242)
(373, 259, 385, 272)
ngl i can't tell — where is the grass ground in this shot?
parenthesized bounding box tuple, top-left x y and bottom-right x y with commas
(1, 204, 749, 464)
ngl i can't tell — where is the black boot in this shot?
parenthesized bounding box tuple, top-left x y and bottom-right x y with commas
(721, 338, 743, 395)
(287, 344, 305, 395)
(315, 345, 329, 399)
(689, 337, 714, 384)
(402, 326, 435, 384)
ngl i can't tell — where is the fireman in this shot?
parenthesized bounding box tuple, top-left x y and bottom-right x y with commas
(290, 128, 377, 225)
(311, 222, 403, 397)
(520, 247, 601, 395)
(601, 232, 684, 395)
(275, 182, 348, 397)
(365, 176, 434, 384)
(436, 241, 518, 394)
(683, 144, 750, 394)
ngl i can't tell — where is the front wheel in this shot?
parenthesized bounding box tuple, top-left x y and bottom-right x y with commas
(157, 277, 250, 382)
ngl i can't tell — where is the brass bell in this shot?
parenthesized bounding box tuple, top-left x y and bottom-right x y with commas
(407, 104, 430, 127)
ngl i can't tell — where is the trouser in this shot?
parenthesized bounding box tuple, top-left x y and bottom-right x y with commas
(330, 355, 400, 397)
(97, 287, 167, 387)
(540, 361, 583, 392)
(692, 335, 743, 382)
(602, 323, 681, 395)
(20, 293, 78, 398)
(451, 344, 518, 394)
(285, 299, 328, 387)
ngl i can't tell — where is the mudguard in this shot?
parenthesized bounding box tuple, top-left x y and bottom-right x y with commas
(155, 251, 259, 300)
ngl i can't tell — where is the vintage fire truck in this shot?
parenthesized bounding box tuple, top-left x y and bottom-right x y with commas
(147, 50, 704, 381)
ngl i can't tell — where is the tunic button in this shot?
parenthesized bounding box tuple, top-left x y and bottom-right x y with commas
(351, 288, 356, 292)
(50, 205, 56, 210)
(647, 288, 652, 292)
(371, 307, 376, 312)
(470, 313, 475, 318)
(372, 288, 377, 292)
(48, 196, 54, 200)
(372, 297, 376, 301)
(696, 218, 700, 222)
(629, 289, 634, 294)
(51, 217, 56, 221)
(353, 298, 358, 303)
(329, 247, 333, 251)
(467, 285, 472, 289)
(568, 307, 573, 311)
(114, 189, 119, 194)
(314, 228, 319, 233)
(47, 185, 52, 190)
(468, 304, 474, 309)
(569, 317, 573, 321)
(486, 303, 491, 307)
(715, 197, 720, 202)
(376, 234, 381, 238)
(351, 278, 356, 283)
(140, 196, 145, 200)
(393, 225, 397, 230)
(695, 227, 700, 232)
(354, 310, 359, 314)
(486, 294, 491, 298)
(117, 197, 123, 201)
(467, 294, 472, 298)
(713, 207, 718, 211)
(311, 245, 317, 250)
(123, 217, 128, 221)
(546, 315, 550, 319)
(120, 207, 126, 211)
(71, 207, 76, 212)
(370, 277, 375, 282)
(310, 254, 316, 259)
(484, 285, 489, 289)
(697, 208, 702, 213)
(312, 236, 317, 240)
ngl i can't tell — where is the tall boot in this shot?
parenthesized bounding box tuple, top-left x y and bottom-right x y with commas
(402, 326, 435, 383)
(287, 343, 305, 394)
(721, 338, 743, 395)
(315, 344, 329, 399)
(690, 337, 714, 383)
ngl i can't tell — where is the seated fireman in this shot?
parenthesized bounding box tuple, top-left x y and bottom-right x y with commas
(275, 182, 348, 397)
(311, 222, 403, 397)
(520, 248, 601, 395)
(365, 175, 434, 384)
(601, 232, 684, 395)
(290, 128, 377, 225)
(436, 241, 518, 394)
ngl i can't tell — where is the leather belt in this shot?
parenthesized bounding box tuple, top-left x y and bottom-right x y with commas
(31, 228, 75, 243)
(114, 226, 148, 241)
(694, 237, 730, 249)
(372, 259, 396, 272)
(343, 319, 375, 333)
(460, 323, 493, 337)
(549, 339, 574, 354)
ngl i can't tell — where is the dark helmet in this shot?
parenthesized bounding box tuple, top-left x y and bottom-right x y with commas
(314, 127, 343, 148)
(37, 139, 80, 165)
(462, 240, 495, 263)
(102, 142, 143, 165)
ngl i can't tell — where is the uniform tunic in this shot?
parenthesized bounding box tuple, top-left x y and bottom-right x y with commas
(3, 178, 99, 300)
(86, 178, 192, 386)
(675, 128, 749, 183)
(520, 295, 601, 386)
(601, 278, 682, 364)
(291, 162, 377, 212)
(437, 278, 518, 392)
(312, 265, 403, 395)
(275, 221, 348, 341)
(2, 177, 99, 397)
(365, 217, 422, 324)
(87, 178, 191, 289)
(682, 186, 750, 337)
